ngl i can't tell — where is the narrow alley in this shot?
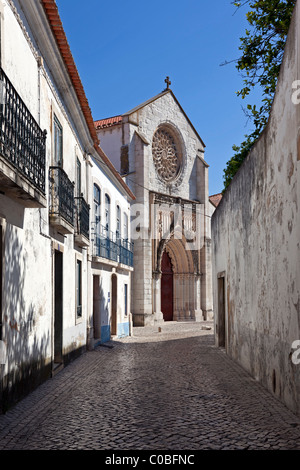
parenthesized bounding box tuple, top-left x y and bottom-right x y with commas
(0, 322, 299, 451)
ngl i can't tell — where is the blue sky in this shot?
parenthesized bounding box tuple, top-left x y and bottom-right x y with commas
(56, 0, 262, 196)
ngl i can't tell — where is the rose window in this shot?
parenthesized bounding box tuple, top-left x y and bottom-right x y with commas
(152, 128, 181, 182)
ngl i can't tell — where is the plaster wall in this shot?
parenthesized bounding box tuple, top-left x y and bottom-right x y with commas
(1, 0, 39, 119)
(0, 0, 91, 410)
(212, 2, 300, 415)
(96, 126, 123, 173)
(0, 198, 52, 377)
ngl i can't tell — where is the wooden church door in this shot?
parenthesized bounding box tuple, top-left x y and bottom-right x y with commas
(161, 251, 173, 321)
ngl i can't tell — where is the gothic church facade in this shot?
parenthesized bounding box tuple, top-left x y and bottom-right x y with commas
(95, 84, 213, 326)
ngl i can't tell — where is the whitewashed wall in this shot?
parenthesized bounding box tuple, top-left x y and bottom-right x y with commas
(96, 125, 123, 173)
(0, 0, 90, 409)
(212, 2, 300, 416)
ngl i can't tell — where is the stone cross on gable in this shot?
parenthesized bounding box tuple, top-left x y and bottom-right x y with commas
(165, 76, 171, 90)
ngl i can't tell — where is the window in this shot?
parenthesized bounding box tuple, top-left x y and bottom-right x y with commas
(76, 259, 82, 318)
(53, 115, 63, 165)
(76, 158, 81, 197)
(124, 284, 128, 316)
(105, 194, 110, 233)
(123, 212, 128, 240)
(94, 184, 101, 234)
(116, 205, 121, 238)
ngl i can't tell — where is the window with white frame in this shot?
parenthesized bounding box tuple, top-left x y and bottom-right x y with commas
(94, 184, 101, 235)
(53, 115, 63, 166)
(105, 194, 110, 233)
(116, 205, 121, 238)
(76, 158, 81, 197)
(123, 212, 128, 240)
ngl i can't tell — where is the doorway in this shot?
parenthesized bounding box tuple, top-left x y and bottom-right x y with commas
(93, 275, 101, 340)
(54, 251, 63, 365)
(217, 274, 226, 347)
(161, 251, 173, 321)
(0, 226, 2, 341)
(111, 273, 117, 335)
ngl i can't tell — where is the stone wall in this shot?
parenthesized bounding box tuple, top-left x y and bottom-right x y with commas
(212, 2, 300, 416)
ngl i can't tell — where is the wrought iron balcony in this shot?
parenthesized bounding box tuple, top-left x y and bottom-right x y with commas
(0, 67, 46, 206)
(92, 223, 133, 267)
(49, 166, 74, 233)
(92, 224, 118, 262)
(119, 239, 134, 267)
(75, 196, 90, 244)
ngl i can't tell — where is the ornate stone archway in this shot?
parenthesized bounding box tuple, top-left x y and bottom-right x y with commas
(153, 233, 203, 322)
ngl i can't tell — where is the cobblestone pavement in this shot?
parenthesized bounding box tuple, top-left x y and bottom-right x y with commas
(0, 321, 299, 451)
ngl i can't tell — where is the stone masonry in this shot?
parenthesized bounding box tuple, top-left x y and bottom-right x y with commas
(0, 323, 299, 451)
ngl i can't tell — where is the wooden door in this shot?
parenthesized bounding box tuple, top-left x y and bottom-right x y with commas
(0, 226, 2, 341)
(54, 251, 63, 364)
(93, 275, 101, 339)
(218, 276, 226, 347)
(111, 274, 117, 335)
(161, 251, 173, 321)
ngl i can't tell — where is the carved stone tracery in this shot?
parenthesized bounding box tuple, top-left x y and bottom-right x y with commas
(152, 127, 181, 182)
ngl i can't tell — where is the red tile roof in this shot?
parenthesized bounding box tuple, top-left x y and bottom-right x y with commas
(40, 0, 135, 200)
(209, 193, 223, 207)
(41, 0, 96, 145)
(95, 116, 123, 129)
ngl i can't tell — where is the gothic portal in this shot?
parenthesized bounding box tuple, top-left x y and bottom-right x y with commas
(95, 82, 213, 326)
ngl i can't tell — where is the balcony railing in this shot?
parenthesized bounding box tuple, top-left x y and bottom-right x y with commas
(49, 166, 74, 227)
(75, 196, 90, 240)
(119, 239, 134, 267)
(92, 223, 133, 267)
(0, 67, 46, 193)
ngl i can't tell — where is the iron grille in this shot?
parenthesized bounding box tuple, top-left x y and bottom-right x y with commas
(91, 223, 133, 266)
(119, 239, 134, 267)
(0, 68, 46, 193)
(49, 166, 74, 226)
(75, 196, 90, 240)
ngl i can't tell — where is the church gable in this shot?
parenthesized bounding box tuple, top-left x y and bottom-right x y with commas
(94, 87, 208, 202)
(123, 90, 207, 201)
(124, 89, 205, 150)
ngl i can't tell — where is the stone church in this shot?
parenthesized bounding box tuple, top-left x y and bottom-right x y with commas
(95, 79, 213, 326)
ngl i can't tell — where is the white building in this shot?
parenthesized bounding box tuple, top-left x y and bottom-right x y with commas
(88, 146, 134, 347)
(0, 0, 134, 412)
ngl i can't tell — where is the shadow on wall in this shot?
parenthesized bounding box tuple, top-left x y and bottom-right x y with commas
(189, 158, 198, 201)
(1, 224, 51, 413)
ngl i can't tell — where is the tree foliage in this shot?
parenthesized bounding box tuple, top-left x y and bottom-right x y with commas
(223, 0, 296, 192)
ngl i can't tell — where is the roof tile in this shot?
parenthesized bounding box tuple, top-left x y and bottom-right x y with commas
(94, 116, 123, 129)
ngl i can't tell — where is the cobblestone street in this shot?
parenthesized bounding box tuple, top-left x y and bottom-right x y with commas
(0, 322, 299, 451)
